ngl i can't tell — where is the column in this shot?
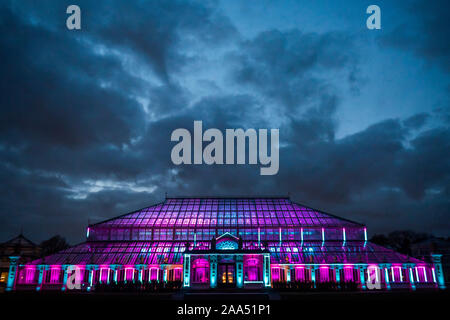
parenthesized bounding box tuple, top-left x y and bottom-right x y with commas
(110, 265, 119, 284)
(381, 264, 391, 290)
(335, 265, 341, 289)
(210, 254, 217, 288)
(6, 256, 20, 292)
(36, 265, 45, 291)
(162, 265, 167, 283)
(136, 265, 143, 283)
(183, 254, 191, 287)
(263, 253, 271, 287)
(236, 255, 243, 288)
(431, 254, 446, 289)
(311, 266, 316, 288)
(407, 264, 416, 290)
(86, 265, 94, 291)
(359, 265, 366, 290)
(287, 266, 293, 284)
(61, 265, 69, 291)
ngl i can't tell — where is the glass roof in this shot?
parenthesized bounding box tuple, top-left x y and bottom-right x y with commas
(23, 198, 424, 267)
(22, 198, 426, 267)
(26, 241, 421, 266)
(91, 197, 363, 229)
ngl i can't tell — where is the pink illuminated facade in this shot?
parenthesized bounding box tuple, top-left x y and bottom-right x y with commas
(6, 197, 446, 291)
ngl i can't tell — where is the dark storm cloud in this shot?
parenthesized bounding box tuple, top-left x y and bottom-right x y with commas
(279, 119, 407, 204)
(89, 0, 238, 83)
(399, 127, 450, 199)
(286, 94, 339, 145)
(402, 112, 429, 129)
(327, 187, 450, 238)
(380, 0, 450, 72)
(0, 0, 240, 241)
(0, 0, 237, 175)
(230, 29, 358, 112)
(281, 117, 449, 202)
(0, 1, 448, 243)
(0, 3, 146, 149)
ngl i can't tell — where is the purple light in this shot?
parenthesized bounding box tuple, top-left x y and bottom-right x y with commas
(192, 258, 209, 283)
(125, 268, 134, 282)
(13, 197, 432, 292)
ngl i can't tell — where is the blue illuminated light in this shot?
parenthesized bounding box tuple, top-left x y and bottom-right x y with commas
(342, 228, 346, 246)
(321, 228, 325, 246)
(364, 228, 367, 247)
(216, 240, 238, 250)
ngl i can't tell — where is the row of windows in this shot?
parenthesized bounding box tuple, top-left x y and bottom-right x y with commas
(126, 208, 325, 215)
(120, 212, 329, 220)
(90, 228, 365, 242)
(16, 265, 431, 285)
(110, 210, 334, 219)
(272, 266, 430, 283)
(104, 219, 341, 228)
(16, 267, 183, 285)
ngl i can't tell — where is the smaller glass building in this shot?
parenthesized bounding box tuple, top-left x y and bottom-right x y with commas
(6, 197, 446, 291)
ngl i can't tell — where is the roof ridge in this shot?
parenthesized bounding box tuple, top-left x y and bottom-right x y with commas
(166, 195, 290, 199)
(89, 196, 365, 229)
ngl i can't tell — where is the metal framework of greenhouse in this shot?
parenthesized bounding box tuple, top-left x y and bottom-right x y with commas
(6, 197, 446, 291)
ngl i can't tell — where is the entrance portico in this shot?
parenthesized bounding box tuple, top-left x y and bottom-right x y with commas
(183, 233, 271, 289)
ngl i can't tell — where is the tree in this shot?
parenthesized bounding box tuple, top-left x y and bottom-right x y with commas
(387, 230, 432, 255)
(370, 234, 390, 247)
(370, 230, 433, 255)
(40, 235, 70, 257)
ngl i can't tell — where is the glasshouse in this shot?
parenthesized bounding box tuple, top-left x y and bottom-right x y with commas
(6, 197, 446, 292)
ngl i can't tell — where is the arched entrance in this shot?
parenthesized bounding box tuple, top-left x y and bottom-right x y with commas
(191, 258, 209, 285)
(218, 263, 236, 287)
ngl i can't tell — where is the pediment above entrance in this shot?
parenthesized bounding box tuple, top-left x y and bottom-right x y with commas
(216, 232, 239, 250)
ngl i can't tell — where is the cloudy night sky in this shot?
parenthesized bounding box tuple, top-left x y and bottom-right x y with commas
(0, 0, 449, 244)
